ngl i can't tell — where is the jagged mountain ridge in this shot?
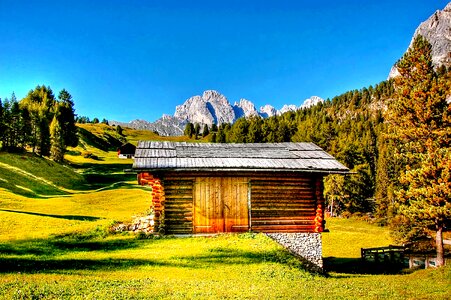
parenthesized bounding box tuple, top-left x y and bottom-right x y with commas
(389, 2, 451, 78)
(110, 91, 324, 136)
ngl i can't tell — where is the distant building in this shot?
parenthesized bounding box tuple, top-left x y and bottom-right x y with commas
(117, 143, 136, 159)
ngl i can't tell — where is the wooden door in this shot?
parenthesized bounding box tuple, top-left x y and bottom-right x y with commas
(193, 177, 249, 233)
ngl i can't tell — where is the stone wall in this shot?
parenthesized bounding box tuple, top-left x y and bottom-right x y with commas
(114, 215, 154, 233)
(267, 233, 323, 273)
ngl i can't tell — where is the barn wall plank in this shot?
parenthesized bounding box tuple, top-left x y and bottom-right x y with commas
(250, 175, 318, 233)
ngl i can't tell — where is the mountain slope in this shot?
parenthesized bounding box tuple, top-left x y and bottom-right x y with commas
(389, 3, 451, 78)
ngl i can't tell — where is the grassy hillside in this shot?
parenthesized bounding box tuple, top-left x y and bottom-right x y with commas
(0, 152, 87, 197)
(65, 123, 203, 166)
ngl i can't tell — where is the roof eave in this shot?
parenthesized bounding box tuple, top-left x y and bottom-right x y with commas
(132, 167, 349, 174)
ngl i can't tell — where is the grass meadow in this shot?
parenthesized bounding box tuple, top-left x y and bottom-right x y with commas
(0, 146, 450, 299)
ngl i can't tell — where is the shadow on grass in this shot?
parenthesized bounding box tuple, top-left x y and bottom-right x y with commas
(0, 257, 164, 273)
(0, 236, 141, 259)
(0, 237, 313, 274)
(324, 256, 405, 275)
(0, 209, 102, 221)
(71, 163, 132, 174)
(84, 173, 136, 185)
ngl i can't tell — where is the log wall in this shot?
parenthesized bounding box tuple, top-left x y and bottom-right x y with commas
(250, 176, 318, 233)
(161, 175, 194, 235)
(138, 171, 325, 234)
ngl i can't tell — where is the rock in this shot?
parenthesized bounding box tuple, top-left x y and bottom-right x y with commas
(174, 90, 235, 126)
(279, 104, 298, 114)
(301, 96, 324, 109)
(233, 98, 259, 118)
(267, 233, 323, 273)
(389, 3, 451, 79)
(259, 104, 278, 118)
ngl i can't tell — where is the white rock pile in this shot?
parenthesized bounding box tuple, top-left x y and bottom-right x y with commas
(114, 215, 154, 233)
(267, 233, 323, 273)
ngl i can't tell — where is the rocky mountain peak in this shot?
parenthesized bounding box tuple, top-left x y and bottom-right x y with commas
(301, 96, 324, 108)
(174, 90, 235, 125)
(233, 98, 259, 119)
(278, 96, 325, 114)
(389, 3, 451, 78)
(111, 91, 325, 136)
(259, 105, 278, 118)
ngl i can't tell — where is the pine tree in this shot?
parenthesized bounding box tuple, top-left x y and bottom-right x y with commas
(50, 115, 64, 162)
(0, 98, 3, 146)
(217, 128, 226, 143)
(202, 124, 209, 137)
(385, 35, 451, 266)
(246, 116, 263, 143)
(20, 85, 56, 155)
(209, 132, 217, 143)
(1, 97, 11, 150)
(116, 125, 123, 135)
(57, 89, 78, 147)
(184, 122, 194, 138)
(194, 123, 201, 139)
(229, 118, 248, 142)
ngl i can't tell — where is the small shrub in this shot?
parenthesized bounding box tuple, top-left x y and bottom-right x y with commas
(238, 232, 257, 239)
(135, 231, 154, 240)
(82, 151, 93, 158)
(340, 211, 352, 219)
(82, 151, 99, 160)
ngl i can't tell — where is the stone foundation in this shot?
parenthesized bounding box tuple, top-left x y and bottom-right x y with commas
(267, 233, 323, 273)
(113, 214, 154, 233)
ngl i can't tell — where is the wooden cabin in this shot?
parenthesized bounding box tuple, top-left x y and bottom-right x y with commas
(118, 143, 136, 159)
(133, 141, 348, 235)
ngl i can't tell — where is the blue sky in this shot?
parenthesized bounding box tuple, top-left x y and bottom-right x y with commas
(0, 0, 448, 122)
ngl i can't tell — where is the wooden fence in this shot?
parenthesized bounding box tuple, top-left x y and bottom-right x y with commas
(361, 245, 405, 264)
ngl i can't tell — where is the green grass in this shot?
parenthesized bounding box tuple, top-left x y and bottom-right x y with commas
(0, 192, 450, 300)
(0, 152, 88, 196)
(65, 123, 210, 167)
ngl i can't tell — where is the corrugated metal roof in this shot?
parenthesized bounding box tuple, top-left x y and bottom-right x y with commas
(133, 141, 349, 173)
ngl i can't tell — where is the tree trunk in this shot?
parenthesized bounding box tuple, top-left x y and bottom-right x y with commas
(436, 224, 444, 267)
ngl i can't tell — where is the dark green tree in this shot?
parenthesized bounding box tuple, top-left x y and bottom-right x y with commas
(50, 114, 64, 162)
(184, 122, 194, 138)
(216, 128, 226, 143)
(202, 124, 209, 137)
(57, 89, 78, 148)
(246, 116, 263, 143)
(20, 85, 56, 155)
(0, 98, 3, 145)
(209, 132, 217, 143)
(116, 125, 123, 135)
(194, 123, 201, 139)
(229, 118, 248, 143)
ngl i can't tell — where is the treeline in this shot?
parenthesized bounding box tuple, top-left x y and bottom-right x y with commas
(0, 85, 78, 162)
(76, 116, 109, 124)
